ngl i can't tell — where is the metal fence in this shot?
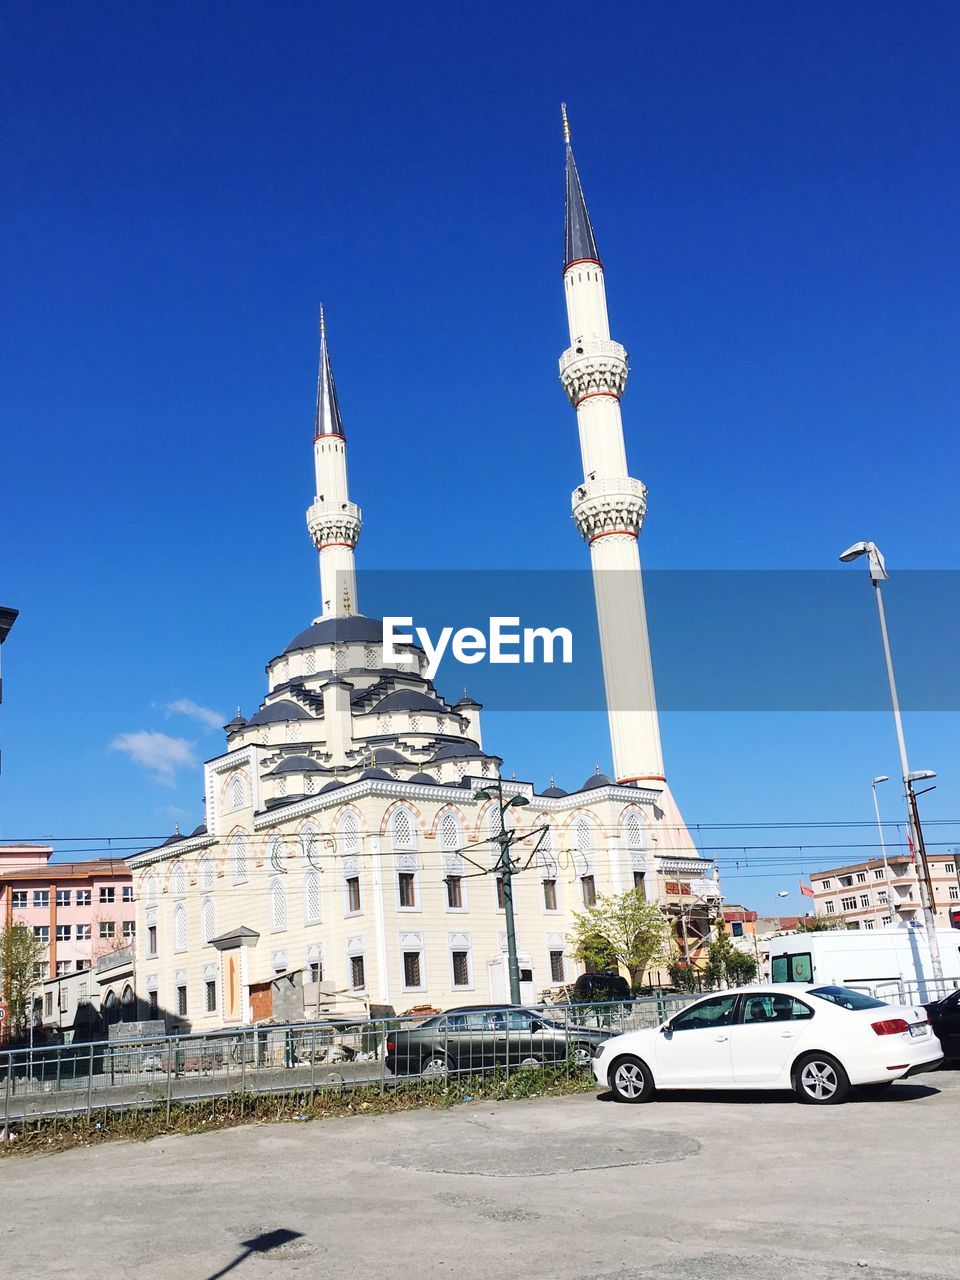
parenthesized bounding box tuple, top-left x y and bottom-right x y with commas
(0, 994, 699, 1131)
(843, 976, 960, 1005)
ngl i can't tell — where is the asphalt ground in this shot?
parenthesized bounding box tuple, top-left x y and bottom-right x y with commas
(2, 1068, 958, 1280)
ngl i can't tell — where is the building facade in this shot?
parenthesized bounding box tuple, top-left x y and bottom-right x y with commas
(1, 845, 134, 982)
(125, 121, 717, 1029)
(810, 853, 960, 931)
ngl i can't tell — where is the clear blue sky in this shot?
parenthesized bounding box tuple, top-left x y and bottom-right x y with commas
(2, 1, 959, 914)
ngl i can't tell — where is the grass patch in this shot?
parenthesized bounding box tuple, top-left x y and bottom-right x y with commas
(0, 1062, 596, 1159)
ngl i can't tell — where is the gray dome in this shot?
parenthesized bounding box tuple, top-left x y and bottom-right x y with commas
(431, 740, 483, 762)
(540, 785, 568, 798)
(580, 772, 613, 791)
(266, 755, 326, 776)
(189, 823, 208, 836)
(367, 747, 409, 764)
(407, 772, 439, 786)
(284, 614, 385, 653)
(360, 767, 394, 781)
(372, 689, 446, 715)
(246, 700, 313, 726)
(319, 779, 345, 793)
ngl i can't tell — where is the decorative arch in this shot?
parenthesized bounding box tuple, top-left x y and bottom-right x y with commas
(270, 877, 288, 932)
(391, 805, 418, 852)
(230, 831, 248, 885)
(572, 815, 595, 876)
(339, 811, 361, 855)
(143, 874, 159, 909)
(171, 862, 187, 899)
(304, 869, 322, 925)
(201, 896, 216, 945)
(198, 855, 215, 893)
(438, 810, 463, 852)
(173, 904, 187, 952)
(227, 772, 247, 812)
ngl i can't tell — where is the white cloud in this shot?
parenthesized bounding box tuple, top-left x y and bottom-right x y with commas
(162, 698, 224, 731)
(111, 731, 197, 783)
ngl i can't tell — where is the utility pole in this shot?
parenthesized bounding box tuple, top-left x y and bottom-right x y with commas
(473, 778, 532, 1005)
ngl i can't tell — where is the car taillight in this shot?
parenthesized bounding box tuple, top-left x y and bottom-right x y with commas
(386, 1040, 396, 1052)
(871, 1018, 910, 1036)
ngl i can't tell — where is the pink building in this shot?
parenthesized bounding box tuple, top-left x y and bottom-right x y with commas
(1, 844, 134, 982)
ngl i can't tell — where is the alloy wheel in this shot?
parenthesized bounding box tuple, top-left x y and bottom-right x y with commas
(800, 1059, 838, 1101)
(614, 1061, 647, 1100)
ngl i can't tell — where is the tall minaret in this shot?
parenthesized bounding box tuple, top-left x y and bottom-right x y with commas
(559, 106, 665, 784)
(306, 309, 363, 617)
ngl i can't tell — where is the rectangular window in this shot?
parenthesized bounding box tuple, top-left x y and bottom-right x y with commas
(859, 894, 870, 908)
(55, 889, 71, 907)
(403, 951, 422, 989)
(731, 921, 744, 937)
(824, 901, 836, 915)
(881, 915, 892, 926)
(56, 924, 71, 942)
(123, 920, 136, 939)
(33, 889, 50, 909)
(44, 992, 52, 1016)
(147, 925, 157, 956)
(839, 876, 853, 888)
(856, 872, 867, 884)
(33, 925, 49, 942)
(345, 876, 361, 913)
(878, 891, 889, 905)
(205, 980, 217, 1013)
(550, 950, 565, 983)
(864, 919, 875, 931)
(99, 887, 115, 904)
(950, 886, 960, 901)
(350, 955, 365, 990)
(581, 875, 596, 907)
(99, 921, 115, 939)
(78, 981, 87, 1000)
(543, 879, 558, 911)
(820, 879, 832, 890)
(76, 889, 91, 907)
(633, 871, 646, 896)
(308, 960, 322, 983)
(148, 990, 159, 1015)
(76, 923, 91, 941)
(76, 959, 90, 972)
(874, 868, 886, 880)
(446, 876, 463, 909)
(496, 876, 505, 910)
(122, 885, 134, 902)
(56, 960, 70, 976)
(943, 862, 956, 875)
(398, 872, 416, 909)
(841, 896, 857, 911)
(11, 890, 27, 909)
(176, 985, 187, 1017)
(452, 950, 470, 987)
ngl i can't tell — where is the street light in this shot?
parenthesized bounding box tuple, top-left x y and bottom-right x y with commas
(870, 775, 897, 925)
(474, 781, 531, 1004)
(840, 541, 942, 979)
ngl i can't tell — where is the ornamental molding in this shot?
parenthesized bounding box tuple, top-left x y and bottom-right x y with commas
(572, 476, 647, 542)
(559, 339, 629, 406)
(127, 835, 217, 869)
(307, 499, 362, 549)
(657, 856, 715, 875)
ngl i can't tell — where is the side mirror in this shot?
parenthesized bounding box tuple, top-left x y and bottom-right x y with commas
(530, 1019, 543, 1032)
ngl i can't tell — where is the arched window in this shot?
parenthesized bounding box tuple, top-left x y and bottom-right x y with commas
(304, 870, 322, 925)
(340, 813, 360, 855)
(439, 812, 462, 852)
(120, 984, 136, 1023)
(231, 833, 248, 885)
(270, 878, 288, 932)
(198, 856, 215, 892)
(624, 811, 644, 851)
(174, 905, 187, 952)
(301, 823, 320, 865)
(305, 650, 317, 675)
(230, 775, 245, 810)
(143, 875, 158, 909)
(172, 863, 187, 899)
(575, 818, 593, 856)
(538, 825, 558, 874)
(392, 807, 416, 851)
(201, 896, 216, 945)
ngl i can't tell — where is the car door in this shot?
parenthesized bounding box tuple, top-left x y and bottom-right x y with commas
(935, 991, 960, 1056)
(729, 992, 815, 1084)
(652, 993, 739, 1087)
(439, 1012, 491, 1071)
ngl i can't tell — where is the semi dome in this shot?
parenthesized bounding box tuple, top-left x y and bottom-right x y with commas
(431, 740, 483, 762)
(366, 747, 409, 764)
(540, 785, 568, 798)
(371, 689, 446, 715)
(266, 755, 326, 776)
(407, 772, 439, 786)
(579, 772, 613, 791)
(246, 700, 313, 726)
(360, 767, 394, 781)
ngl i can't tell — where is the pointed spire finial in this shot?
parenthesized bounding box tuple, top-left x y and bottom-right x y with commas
(594, 761, 601, 775)
(314, 305, 345, 439)
(561, 102, 571, 146)
(549, 774, 556, 787)
(563, 120, 601, 269)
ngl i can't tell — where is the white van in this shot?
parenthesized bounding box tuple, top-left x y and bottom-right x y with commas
(768, 927, 960, 1003)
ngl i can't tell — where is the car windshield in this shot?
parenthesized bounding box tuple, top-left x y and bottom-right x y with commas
(809, 985, 887, 1011)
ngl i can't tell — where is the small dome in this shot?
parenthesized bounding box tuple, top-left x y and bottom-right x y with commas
(580, 772, 613, 791)
(366, 747, 409, 764)
(540, 785, 568, 798)
(266, 755, 326, 776)
(189, 823, 208, 836)
(360, 767, 394, 781)
(224, 714, 247, 732)
(407, 772, 439, 786)
(319, 779, 345, 793)
(431, 740, 483, 762)
(372, 689, 447, 715)
(246, 700, 313, 727)
(454, 692, 482, 709)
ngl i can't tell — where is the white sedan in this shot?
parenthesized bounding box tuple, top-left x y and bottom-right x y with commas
(592, 983, 944, 1104)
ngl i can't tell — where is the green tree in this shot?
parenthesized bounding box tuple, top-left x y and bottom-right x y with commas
(568, 889, 671, 988)
(0, 923, 46, 1034)
(667, 949, 698, 992)
(795, 915, 846, 933)
(703, 924, 759, 988)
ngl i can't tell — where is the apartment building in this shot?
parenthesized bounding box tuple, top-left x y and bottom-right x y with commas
(810, 852, 960, 931)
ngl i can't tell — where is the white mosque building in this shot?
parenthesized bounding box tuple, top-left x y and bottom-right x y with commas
(126, 120, 717, 1027)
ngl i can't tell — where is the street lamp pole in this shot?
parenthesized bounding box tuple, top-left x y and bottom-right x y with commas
(840, 542, 942, 979)
(870, 775, 897, 923)
(474, 778, 531, 1005)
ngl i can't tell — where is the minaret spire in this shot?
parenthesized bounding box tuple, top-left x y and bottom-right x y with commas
(558, 115, 664, 783)
(306, 309, 362, 618)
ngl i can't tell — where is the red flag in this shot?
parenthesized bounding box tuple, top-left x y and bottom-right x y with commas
(906, 831, 916, 861)
(799, 879, 815, 898)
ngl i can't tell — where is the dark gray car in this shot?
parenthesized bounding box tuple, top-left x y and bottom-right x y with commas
(385, 1004, 612, 1077)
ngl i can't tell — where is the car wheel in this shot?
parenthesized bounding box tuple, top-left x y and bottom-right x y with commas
(608, 1055, 655, 1104)
(571, 1043, 594, 1067)
(421, 1054, 452, 1079)
(519, 1057, 541, 1067)
(793, 1052, 850, 1105)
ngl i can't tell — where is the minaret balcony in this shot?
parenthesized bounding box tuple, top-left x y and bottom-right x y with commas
(307, 499, 362, 550)
(559, 339, 628, 407)
(571, 476, 647, 542)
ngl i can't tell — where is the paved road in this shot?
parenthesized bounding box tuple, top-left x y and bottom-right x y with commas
(2, 1070, 959, 1280)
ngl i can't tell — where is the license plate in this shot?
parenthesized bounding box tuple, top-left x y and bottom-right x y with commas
(909, 1023, 927, 1037)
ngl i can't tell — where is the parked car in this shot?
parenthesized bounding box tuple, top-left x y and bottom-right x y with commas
(924, 989, 960, 1061)
(572, 971, 632, 1005)
(385, 1004, 612, 1077)
(591, 984, 943, 1105)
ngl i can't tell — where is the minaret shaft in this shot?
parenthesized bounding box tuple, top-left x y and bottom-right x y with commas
(561, 141, 665, 783)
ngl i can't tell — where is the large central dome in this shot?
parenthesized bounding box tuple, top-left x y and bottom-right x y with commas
(283, 614, 387, 653)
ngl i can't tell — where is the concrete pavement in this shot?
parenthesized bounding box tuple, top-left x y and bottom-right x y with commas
(2, 1070, 958, 1280)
